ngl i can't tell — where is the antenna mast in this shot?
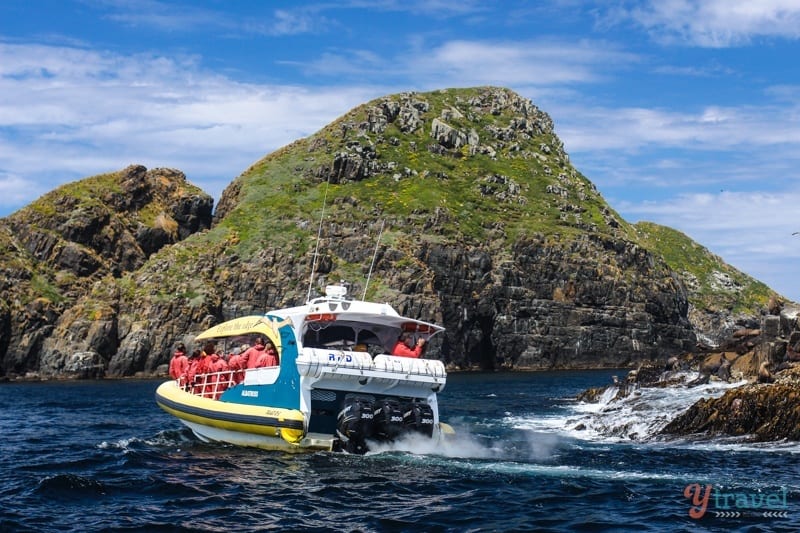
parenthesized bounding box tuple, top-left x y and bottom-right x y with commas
(362, 219, 385, 301)
(306, 178, 330, 303)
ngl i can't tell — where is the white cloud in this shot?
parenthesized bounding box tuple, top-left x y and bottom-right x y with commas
(0, 172, 45, 206)
(415, 39, 638, 86)
(624, 191, 799, 234)
(269, 9, 320, 36)
(96, 0, 246, 33)
(298, 38, 639, 88)
(0, 42, 378, 211)
(95, 0, 345, 37)
(621, 0, 800, 47)
(551, 101, 800, 154)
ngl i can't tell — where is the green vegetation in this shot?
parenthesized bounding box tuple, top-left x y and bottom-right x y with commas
(26, 172, 122, 218)
(633, 221, 773, 313)
(29, 273, 64, 304)
(211, 86, 628, 266)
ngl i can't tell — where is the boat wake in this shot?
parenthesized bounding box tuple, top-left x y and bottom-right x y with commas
(365, 427, 499, 459)
(363, 429, 685, 484)
(365, 423, 565, 464)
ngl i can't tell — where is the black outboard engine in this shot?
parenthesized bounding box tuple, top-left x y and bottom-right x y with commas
(336, 396, 374, 454)
(403, 401, 435, 437)
(372, 398, 405, 441)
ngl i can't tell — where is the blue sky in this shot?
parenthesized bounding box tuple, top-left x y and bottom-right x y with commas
(1, 0, 799, 301)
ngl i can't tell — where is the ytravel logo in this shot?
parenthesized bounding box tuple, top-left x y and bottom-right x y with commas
(683, 483, 790, 519)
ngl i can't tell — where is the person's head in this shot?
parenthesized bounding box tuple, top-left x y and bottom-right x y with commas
(176, 343, 186, 353)
(399, 332, 414, 347)
(203, 341, 215, 355)
(253, 336, 265, 347)
(190, 349, 201, 359)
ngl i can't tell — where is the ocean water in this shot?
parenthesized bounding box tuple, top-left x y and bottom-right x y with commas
(1, 370, 798, 532)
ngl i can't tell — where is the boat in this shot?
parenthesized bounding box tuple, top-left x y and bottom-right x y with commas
(155, 283, 452, 453)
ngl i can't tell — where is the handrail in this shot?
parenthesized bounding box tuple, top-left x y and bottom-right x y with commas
(182, 366, 278, 400)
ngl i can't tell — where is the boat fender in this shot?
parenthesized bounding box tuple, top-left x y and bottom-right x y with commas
(372, 398, 404, 441)
(336, 396, 374, 454)
(280, 426, 305, 445)
(403, 401, 435, 438)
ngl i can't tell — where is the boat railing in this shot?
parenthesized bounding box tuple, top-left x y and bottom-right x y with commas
(181, 364, 281, 400)
(181, 370, 237, 400)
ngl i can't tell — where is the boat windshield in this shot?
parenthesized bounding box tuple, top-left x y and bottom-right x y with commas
(303, 322, 386, 354)
(302, 320, 402, 356)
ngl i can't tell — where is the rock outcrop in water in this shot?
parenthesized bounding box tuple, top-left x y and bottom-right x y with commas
(0, 87, 782, 380)
(659, 306, 800, 442)
(660, 378, 800, 441)
(577, 303, 800, 442)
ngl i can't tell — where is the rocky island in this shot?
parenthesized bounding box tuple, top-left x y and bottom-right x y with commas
(0, 86, 793, 441)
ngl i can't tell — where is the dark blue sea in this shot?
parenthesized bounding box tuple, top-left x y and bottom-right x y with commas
(1, 370, 797, 532)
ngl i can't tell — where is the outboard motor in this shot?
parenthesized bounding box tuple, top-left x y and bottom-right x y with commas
(336, 396, 374, 454)
(372, 398, 405, 441)
(403, 401, 435, 437)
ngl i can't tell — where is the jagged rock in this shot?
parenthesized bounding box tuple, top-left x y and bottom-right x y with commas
(431, 118, 471, 149)
(327, 146, 378, 183)
(576, 385, 608, 403)
(63, 351, 105, 379)
(396, 95, 428, 132)
(110, 327, 152, 376)
(478, 174, 525, 203)
(661, 381, 800, 441)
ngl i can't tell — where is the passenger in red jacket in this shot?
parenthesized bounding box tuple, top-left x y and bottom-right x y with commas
(243, 337, 267, 369)
(178, 348, 200, 389)
(391, 333, 426, 358)
(186, 349, 204, 393)
(227, 346, 247, 384)
(189, 343, 217, 396)
(255, 340, 279, 367)
(208, 351, 231, 398)
(169, 343, 189, 381)
(209, 352, 229, 373)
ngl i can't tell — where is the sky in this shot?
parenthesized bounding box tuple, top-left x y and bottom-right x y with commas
(1, 0, 799, 301)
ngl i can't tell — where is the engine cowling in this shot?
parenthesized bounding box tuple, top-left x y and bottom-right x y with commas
(336, 396, 374, 454)
(403, 401, 435, 437)
(372, 398, 405, 441)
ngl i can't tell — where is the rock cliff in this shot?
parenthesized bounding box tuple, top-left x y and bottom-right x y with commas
(0, 87, 778, 379)
(0, 165, 212, 378)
